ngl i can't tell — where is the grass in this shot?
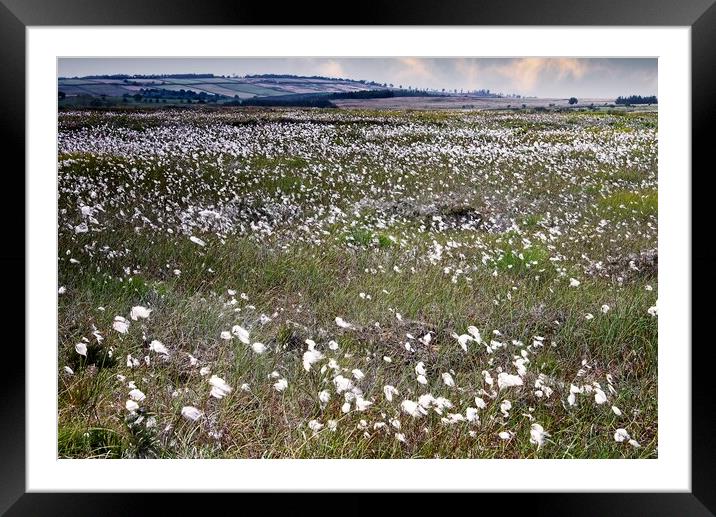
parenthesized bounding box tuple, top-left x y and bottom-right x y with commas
(598, 189, 658, 218)
(58, 107, 658, 459)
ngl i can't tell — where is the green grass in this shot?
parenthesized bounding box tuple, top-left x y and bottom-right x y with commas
(57, 107, 658, 459)
(598, 189, 658, 218)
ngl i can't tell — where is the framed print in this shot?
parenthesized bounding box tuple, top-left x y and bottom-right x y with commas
(3, 0, 715, 514)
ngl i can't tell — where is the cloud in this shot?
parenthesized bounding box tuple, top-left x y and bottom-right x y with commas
(317, 60, 345, 79)
(453, 59, 483, 90)
(398, 57, 433, 79)
(390, 57, 435, 87)
(492, 58, 591, 92)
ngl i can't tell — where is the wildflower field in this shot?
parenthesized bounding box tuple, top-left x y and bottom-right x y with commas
(58, 107, 658, 458)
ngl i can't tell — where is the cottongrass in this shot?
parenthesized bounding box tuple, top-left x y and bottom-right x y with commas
(57, 108, 657, 459)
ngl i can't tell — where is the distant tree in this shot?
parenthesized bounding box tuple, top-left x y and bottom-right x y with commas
(133, 93, 142, 102)
(569, 97, 578, 105)
(58, 91, 66, 100)
(615, 95, 657, 105)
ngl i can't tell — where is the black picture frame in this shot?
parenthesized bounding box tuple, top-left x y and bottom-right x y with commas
(2, 0, 714, 514)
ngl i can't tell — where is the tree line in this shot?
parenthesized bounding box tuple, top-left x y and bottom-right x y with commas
(615, 95, 657, 105)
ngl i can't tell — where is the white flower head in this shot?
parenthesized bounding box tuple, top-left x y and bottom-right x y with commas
(251, 342, 266, 354)
(112, 316, 130, 334)
(333, 375, 353, 393)
(530, 423, 549, 448)
(130, 306, 152, 321)
(614, 428, 630, 443)
(467, 326, 482, 343)
(75, 342, 88, 357)
(594, 388, 608, 405)
(273, 378, 288, 392)
(181, 406, 202, 422)
(454, 333, 471, 352)
(209, 375, 232, 399)
(383, 385, 399, 402)
(319, 390, 331, 405)
(308, 420, 324, 432)
(497, 372, 523, 389)
(149, 340, 169, 356)
(128, 388, 146, 402)
(335, 316, 354, 329)
(500, 399, 512, 417)
(355, 396, 373, 411)
(232, 325, 250, 344)
(303, 349, 324, 371)
(401, 399, 427, 418)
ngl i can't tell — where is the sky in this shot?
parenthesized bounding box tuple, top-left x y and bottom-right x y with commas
(58, 58, 657, 98)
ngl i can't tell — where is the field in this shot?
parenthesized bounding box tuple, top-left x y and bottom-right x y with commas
(58, 107, 658, 459)
(331, 96, 621, 110)
(58, 75, 380, 99)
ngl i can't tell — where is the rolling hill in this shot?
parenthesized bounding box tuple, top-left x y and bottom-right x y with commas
(58, 74, 388, 100)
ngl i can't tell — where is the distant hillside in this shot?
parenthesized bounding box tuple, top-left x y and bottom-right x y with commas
(57, 74, 387, 101)
(57, 73, 515, 109)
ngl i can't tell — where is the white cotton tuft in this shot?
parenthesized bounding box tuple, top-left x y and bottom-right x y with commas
(181, 406, 202, 422)
(130, 306, 152, 320)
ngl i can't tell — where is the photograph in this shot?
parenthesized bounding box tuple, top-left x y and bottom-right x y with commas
(56, 56, 659, 460)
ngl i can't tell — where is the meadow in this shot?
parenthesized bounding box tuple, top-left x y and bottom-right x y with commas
(58, 107, 657, 459)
